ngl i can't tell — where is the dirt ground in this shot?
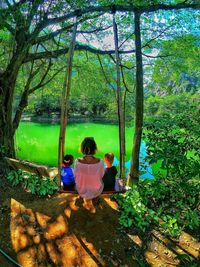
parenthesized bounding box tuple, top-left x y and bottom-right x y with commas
(0, 173, 200, 267)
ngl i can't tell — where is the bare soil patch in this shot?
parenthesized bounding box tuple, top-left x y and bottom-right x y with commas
(0, 173, 199, 266)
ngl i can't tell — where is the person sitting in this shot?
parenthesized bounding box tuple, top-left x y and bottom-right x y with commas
(61, 154, 75, 190)
(102, 152, 118, 191)
(103, 152, 125, 191)
(74, 137, 104, 213)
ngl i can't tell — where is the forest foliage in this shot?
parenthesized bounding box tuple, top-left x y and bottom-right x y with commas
(10, 33, 199, 121)
(1, 0, 200, 250)
(114, 97, 200, 237)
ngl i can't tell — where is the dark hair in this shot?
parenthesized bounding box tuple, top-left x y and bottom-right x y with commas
(104, 152, 114, 163)
(63, 154, 74, 166)
(80, 137, 97, 155)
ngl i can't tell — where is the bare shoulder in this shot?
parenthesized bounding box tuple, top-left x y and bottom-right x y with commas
(77, 157, 101, 164)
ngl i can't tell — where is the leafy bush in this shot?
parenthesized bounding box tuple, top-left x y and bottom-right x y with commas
(144, 100, 200, 179)
(7, 170, 59, 196)
(34, 95, 61, 116)
(36, 177, 59, 196)
(114, 186, 159, 232)
(7, 170, 24, 186)
(115, 101, 200, 237)
(114, 177, 200, 237)
(140, 178, 199, 232)
(145, 93, 199, 118)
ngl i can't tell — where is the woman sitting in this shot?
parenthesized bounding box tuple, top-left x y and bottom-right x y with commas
(74, 137, 104, 212)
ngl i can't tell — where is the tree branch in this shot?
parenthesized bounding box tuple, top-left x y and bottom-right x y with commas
(120, 65, 134, 93)
(12, 59, 42, 130)
(33, 24, 75, 45)
(40, 3, 200, 29)
(109, 54, 135, 70)
(142, 23, 177, 49)
(77, 25, 113, 34)
(4, 0, 26, 9)
(12, 59, 65, 130)
(97, 54, 116, 92)
(119, 31, 135, 49)
(32, 12, 104, 44)
(142, 53, 173, 58)
(28, 60, 53, 94)
(24, 43, 136, 62)
(26, 0, 44, 29)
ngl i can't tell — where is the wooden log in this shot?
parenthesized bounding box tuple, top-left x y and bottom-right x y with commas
(5, 157, 58, 179)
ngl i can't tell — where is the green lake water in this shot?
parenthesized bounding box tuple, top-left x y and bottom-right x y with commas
(16, 122, 154, 179)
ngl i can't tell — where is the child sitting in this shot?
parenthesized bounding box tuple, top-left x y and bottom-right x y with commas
(61, 154, 75, 189)
(102, 152, 118, 191)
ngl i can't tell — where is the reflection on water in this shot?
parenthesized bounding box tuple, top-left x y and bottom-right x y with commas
(16, 122, 154, 179)
(114, 141, 154, 180)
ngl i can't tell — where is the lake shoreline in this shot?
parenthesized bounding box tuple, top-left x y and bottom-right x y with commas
(21, 114, 118, 124)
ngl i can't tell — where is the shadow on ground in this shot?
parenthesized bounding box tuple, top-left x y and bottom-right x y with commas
(3, 192, 200, 266)
(10, 194, 141, 266)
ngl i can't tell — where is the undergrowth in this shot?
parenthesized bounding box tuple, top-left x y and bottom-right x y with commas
(114, 109, 200, 238)
(114, 177, 200, 237)
(7, 169, 59, 196)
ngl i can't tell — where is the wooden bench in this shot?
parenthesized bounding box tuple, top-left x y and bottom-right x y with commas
(5, 157, 58, 180)
(5, 157, 125, 194)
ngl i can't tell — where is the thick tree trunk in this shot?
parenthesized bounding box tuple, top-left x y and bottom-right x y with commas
(0, 74, 16, 169)
(12, 89, 29, 131)
(128, 12, 144, 185)
(0, 37, 30, 167)
(113, 15, 125, 179)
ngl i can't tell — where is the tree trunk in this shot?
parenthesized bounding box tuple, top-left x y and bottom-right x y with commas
(0, 36, 30, 167)
(113, 15, 126, 179)
(128, 12, 144, 185)
(13, 89, 29, 132)
(0, 74, 16, 170)
(58, 19, 77, 187)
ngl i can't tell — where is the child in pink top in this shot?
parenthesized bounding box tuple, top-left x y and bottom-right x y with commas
(74, 137, 104, 212)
